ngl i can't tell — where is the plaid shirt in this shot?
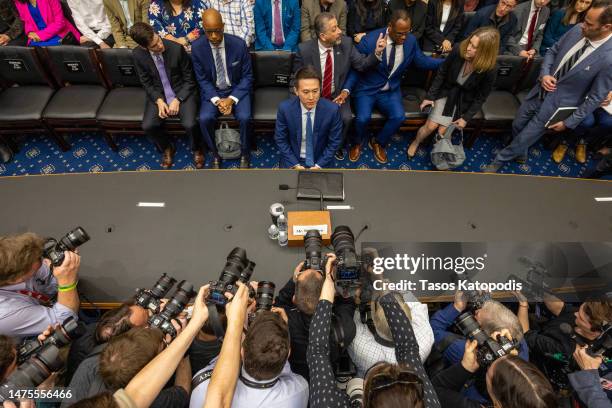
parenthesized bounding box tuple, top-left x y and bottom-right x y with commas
(0, 0, 23, 40)
(205, 0, 254, 46)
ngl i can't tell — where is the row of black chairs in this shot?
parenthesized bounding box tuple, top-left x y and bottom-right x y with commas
(0, 45, 539, 153)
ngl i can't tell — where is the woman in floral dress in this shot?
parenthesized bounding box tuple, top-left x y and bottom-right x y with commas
(148, 0, 207, 51)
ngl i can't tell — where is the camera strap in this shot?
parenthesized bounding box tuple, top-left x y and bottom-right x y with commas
(191, 369, 214, 390)
(207, 303, 226, 341)
(239, 374, 279, 389)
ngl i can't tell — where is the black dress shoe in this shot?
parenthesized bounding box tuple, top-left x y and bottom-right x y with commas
(240, 155, 250, 169)
(211, 157, 221, 169)
(0, 142, 14, 164)
(335, 149, 345, 161)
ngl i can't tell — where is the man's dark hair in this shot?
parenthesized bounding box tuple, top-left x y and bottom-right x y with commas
(0, 335, 16, 380)
(389, 9, 411, 26)
(201, 310, 227, 336)
(99, 327, 164, 389)
(591, 0, 612, 24)
(243, 311, 290, 381)
(95, 304, 134, 343)
(294, 270, 324, 315)
(129, 22, 156, 48)
(294, 66, 322, 88)
(315, 12, 337, 38)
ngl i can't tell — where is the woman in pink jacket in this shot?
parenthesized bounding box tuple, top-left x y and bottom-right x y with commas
(13, 0, 80, 46)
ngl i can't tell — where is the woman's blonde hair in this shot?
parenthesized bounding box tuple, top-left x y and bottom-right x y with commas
(459, 27, 500, 73)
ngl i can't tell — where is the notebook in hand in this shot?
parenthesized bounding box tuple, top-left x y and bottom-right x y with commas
(545, 107, 577, 128)
(297, 171, 345, 201)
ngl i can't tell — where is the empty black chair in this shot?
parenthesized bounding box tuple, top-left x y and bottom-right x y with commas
(0, 46, 64, 149)
(96, 48, 147, 150)
(514, 57, 543, 103)
(481, 55, 524, 123)
(42, 46, 109, 148)
(251, 51, 293, 122)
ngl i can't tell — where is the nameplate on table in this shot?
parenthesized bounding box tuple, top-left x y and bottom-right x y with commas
(293, 224, 328, 236)
(4, 59, 27, 71)
(64, 61, 84, 73)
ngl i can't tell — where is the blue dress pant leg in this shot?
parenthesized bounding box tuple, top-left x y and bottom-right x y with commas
(233, 93, 253, 156)
(199, 101, 221, 155)
(374, 90, 405, 146)
(352, 94, 377, 147)
(495, 96, 545, 162)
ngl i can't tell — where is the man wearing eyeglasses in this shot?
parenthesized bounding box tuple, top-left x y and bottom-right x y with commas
(0, 233, 80, 339)
(192, 8, 254, 169)
(460, 0, 518, 52)
(344, 9, 443, 164)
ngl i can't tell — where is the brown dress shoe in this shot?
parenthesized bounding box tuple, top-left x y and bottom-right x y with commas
(349, 145, 362, 162)
(194, 150, 205, 169)
(369, 138, 387, 164)
(552, 143, 568, 163)
(575, 143, 587, 164)
(161, 145, 175, 169)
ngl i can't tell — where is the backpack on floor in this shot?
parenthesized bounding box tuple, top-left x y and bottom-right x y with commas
(431, 124, 466, 170)
(215, 122, 241, 159)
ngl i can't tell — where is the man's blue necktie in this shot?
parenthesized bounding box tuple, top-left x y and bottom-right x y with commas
(305, 111, 314, 167)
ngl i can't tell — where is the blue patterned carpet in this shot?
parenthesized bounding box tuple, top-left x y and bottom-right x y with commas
(0, 130, 605, 178)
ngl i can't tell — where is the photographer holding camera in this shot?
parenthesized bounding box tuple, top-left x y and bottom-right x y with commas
(429, 291, 528, 403)
(307, 254, 441, 408)
(0, 232, 81, 339)
(190, 282, 308, 408)
(432, 336, 557, 408)
(568, 345, 612, 408)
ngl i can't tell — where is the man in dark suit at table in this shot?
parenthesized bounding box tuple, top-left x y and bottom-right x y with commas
(274, 66, 342, 169)
(344, 9, 443, 164)
(130, 22, 201, 169)
(293, 12, 386, 160)
(484, 0, 612, 172)
(191, 8, 253, 169)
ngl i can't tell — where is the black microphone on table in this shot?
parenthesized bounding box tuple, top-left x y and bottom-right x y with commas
(279, 184, 324, 211)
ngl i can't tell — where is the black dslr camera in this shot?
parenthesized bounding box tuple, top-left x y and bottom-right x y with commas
(1, 319, 85, 404)
(456, 312, 519, 367)
(208, 247, 255, 306)
(255, 281, 276, 313)
(301, 230, 324, 272)
(508, 256, 552, 301)
(135, 273, 177, 314)
(17, 317, 81, 364)
(42, 227, 90, 266)
(148, 280, 196, 338)
(331, 226, 362, 290)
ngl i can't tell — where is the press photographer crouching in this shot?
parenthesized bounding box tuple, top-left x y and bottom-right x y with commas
(430, 290, 528, 404)
(432, 337, 557, 408)
(274, 229, 357, 381)
(0, 230, 86, 339)
(307, 254, 442, 408)
(190, 257, 308, 407)
(522, 293, 612, 402)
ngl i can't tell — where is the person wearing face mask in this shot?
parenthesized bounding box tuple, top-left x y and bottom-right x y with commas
(408, 27, 499, 160)
(506, 0, 551, 58)
(433, 339, 557, 408)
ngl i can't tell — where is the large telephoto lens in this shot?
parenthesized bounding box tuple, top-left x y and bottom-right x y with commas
(304, 230, 323, 271)
(59, 227, 90, 251)
(256, 281, 276, 312)
(331, 226, 355, 255)
(220, 247, 249, 284)
(150, 273, 177, 299)
(456, 312, 489, 345)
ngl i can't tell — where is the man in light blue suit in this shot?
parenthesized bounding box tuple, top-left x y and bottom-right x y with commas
(254, 0, 301, 51)
(344, 9, 443, 164)
(485, 0, 612, 172)
(274, 66, 343, 168)
(192, 9, 254, 169)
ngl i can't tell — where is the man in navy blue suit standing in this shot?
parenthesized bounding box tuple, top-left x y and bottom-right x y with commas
(191, 9, 253, 169)
(274, 66, 343, 168)
(345, 9, 443, 164)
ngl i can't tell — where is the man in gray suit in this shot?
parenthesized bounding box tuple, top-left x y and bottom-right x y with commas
(293, 12, 385, 160)
(485, 0, 612, 172)
(301, 0, 347, 42)
(506, 0, 551, 58)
